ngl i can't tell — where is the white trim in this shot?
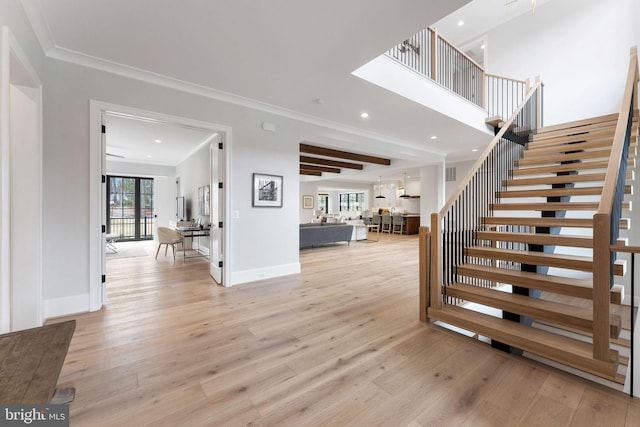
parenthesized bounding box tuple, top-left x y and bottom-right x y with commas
(26, 40, 441, 158)
(44, 294, 89, 319)
(18, 0, 56, 53)
(0, 27, 11, 332)
(0, 26, 44, 331)
(230, 263, 301, 286)
(90, 101, 232, 310)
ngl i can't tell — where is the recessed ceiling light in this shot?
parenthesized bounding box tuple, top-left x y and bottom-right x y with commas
(472, 148, 478, 152)
(154, 139, 162, 143)
(430, 135, 438, 140)
(481, 44, 485, 50)
(360, 112, 369, 119)
(146, 154, 152, 158)
(458, 20, 464, 27)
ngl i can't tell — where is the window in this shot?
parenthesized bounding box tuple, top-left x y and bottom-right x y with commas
(339, 192, 364, 213)
(318, 194, 329, 213)
(107, 176, 155, 240)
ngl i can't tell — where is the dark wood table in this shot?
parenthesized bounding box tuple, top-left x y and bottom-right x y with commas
(0, 320, 75, 404)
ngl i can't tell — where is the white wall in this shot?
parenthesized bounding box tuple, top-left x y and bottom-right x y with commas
(486, 0, 640, 126)
(176, 143, 210, 224)
(40, 57, 304, 309)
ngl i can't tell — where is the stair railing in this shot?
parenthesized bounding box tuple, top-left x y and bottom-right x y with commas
(386, 27, 527, 119)
(593, 46, 639, 362)
(423, 79, 543, 316)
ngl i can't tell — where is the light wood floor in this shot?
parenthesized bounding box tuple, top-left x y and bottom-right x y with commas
(52, 234, 640, 426)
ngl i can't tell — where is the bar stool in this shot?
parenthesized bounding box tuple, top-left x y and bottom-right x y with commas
(371, 214, 381, 233)
(392, 215, 404, 235)
(381, 214, 392, 233)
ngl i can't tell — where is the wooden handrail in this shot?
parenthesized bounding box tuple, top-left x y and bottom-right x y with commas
(484, 73, 527, 85)
(610, 245, 640, 253)
(592, 46, 638, 361)
(597, 46, 639, 215)
(439, 80, 542, 216)
(429, 27, 485, 71)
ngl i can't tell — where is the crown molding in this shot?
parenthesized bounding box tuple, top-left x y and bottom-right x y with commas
(19, 0, 55, 53)
(20, 0, 445, 161)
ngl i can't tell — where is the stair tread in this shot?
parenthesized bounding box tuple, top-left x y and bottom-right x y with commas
(498, 186, 603, 198)
(504, 173, 607, 186)
(483, 217, 630, 229)
(517, 149, 612, 166)
(525, 136, 614, 156)
(533, 113, 637, 138)
(429, 305, 618, 380)
(492, 201, 631, 211)
(456, 264, 623, 302)
(512, 158, 634, 176)
(457, 264, 588, 297)
(466, 246, 625, 276)
(483, 217, 594, 228)
(475, 230, 593, 247)
(446, 282, 621, 337)
(504, 171, 634, 186)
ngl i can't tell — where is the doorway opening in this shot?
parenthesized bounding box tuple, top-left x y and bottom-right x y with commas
(89, 101, 231, 311)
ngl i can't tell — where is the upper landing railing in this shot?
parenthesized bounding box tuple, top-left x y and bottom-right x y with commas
(386, 27, 528, 122)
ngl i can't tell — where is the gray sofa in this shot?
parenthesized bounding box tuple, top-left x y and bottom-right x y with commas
(299, 223, 354, 248)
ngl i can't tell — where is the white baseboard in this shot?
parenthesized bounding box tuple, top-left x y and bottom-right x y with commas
(44, 293, 90, 319)
(230, 262, 300, 286)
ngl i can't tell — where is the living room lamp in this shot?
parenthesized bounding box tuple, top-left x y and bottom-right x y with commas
(375, 176, 386, 199)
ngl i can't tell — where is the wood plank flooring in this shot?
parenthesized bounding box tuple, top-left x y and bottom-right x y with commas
(49, 234, 640, 426)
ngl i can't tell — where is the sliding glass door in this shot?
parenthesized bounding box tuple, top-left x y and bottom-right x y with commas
(107, 176, 155, 240)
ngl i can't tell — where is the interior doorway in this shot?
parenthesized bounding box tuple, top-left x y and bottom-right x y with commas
(89, 101, 231, 311)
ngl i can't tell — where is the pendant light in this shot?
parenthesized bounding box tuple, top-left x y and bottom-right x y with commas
(375, 176, 386, 199)
(399, 173, 411, 198)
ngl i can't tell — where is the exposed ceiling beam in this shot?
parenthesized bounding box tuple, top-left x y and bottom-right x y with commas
(300, 169, 322, 176)
(300, 163, 341, 174)
(300, 155, 364, 170)
(300, 143, 391, 166)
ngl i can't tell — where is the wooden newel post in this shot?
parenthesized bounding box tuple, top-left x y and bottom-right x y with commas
(592, 213, 612, 361)
(430, 213, 442, 311)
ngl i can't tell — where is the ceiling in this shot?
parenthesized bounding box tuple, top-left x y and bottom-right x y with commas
(21, 0, 549, 182)
(104, 113, 216, 166)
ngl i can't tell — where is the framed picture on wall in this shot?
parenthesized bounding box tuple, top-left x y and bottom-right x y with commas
(203, 185, 210, 215)
(252, 173, 283, 207)
(302, 195, 314, 209)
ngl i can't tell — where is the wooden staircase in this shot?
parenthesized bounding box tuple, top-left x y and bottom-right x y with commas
(426, 112, 639, 383)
